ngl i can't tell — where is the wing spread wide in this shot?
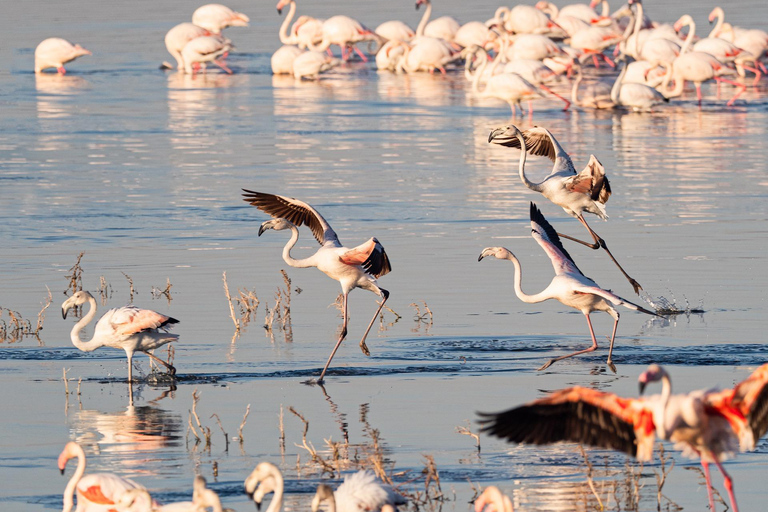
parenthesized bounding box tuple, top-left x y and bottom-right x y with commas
(340, 237, 392, 278)
(529, 203, 583, 276)
(242, 189, 340, 246)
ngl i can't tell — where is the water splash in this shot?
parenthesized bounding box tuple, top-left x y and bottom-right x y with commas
(640, 290, 705, 316)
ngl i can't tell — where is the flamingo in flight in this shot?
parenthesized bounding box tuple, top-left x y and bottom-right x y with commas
(311, 470, 407, 512)
(479, 203, 657, 371)
(61, 290, 179, 383)
(242, 190, 391, 384)
(59, 441, 144, 512)
(488, 124, 643, 295)
(478, 363, 768, 512)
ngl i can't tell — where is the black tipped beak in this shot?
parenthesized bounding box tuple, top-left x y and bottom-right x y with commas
(478, 255, 484, 262)
(255, 501, 262, 511)
(258, 225, 266, 237)
(638, 382, 646, 395)
(277, 8, 282, 14)
(60, 468, 65, 475)
(62, 308, 68, 320)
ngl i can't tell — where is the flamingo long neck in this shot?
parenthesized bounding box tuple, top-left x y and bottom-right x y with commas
(632, 2, 643, 58)
(515, 130, 544, 193)
(708, 7, 724, 39)
(471, 49, 489, 94)
(599, 0, 609, 18)
(679, 18, 695, 54)
(660, 62, 683, 98)
(571, 73, 582, 105)
(610, 63, 627, 103)
(62, 446, 86, 512)
(278, 1, 297, 45)
(416, 0, 432, 37)
(69, 295, 101, 352)
(266, 471, 284, 512)
(656, 373, 673, 439)
(504, 252, 549, 304)
(281, 225, 317, 269)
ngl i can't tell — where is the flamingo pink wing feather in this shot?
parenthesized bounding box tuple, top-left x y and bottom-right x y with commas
(340, 238, 377, 266)
(112, 309, 170, 336)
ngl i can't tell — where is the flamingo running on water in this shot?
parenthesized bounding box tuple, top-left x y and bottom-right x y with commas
(488, 124, 642, 294)
(192, 4, 249, 34)
(479, 203, 658, 371)
(61, 290, 179, 383)
(242, 190, 391, 384)
(311, 471, 407, 512)
(478, 363, 768, 512)
(59, 441, 144, 512)
(35, 38, 91, 74)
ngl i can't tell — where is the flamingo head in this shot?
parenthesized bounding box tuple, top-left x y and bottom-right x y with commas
(415, 0, 429, 11)
(244, 462, 281, 503)
(487, 124, 524, 148)
(115, 489, 154, 512)
(478, 247, 514, 262)
(589, 0, 601, 8)
(673, 15, 692, 34)
(276, 0, 290, 15)
(310, 484, 334, 512)
(258, 218, 296, 236)
(61, 290, 94, 319)
(638, 364, 668, 394)
(57, 441, 80, 473)
(73, 44, 92, 57)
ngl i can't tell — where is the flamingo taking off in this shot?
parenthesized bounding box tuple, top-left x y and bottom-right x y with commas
(478, 363, 768, 512)
(35, 38, 91, 74)
(310, 471, 407, 512)
(61, 290, 179, 383)
(59, 441, 144, 512)
(488, 125, 643, 294)
(242, 190, 391, 384)
(479, 203, 658, 371)
(192, 4, 249, 34)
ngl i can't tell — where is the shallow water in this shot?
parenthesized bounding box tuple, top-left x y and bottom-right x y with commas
(2, 0, 768, 511)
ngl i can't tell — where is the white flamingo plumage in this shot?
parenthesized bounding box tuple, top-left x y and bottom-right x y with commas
(276, 0, 323, 50)
(114, 476, 223, 512)
(479, 363, 768, 512)
(242, 191, 391, 384)
(709, 7, 768, 73)
(659, 51, 746, 106)
(34, 38, 91, 74)
(191, 4, 249, 34)
(375, 20, 415, 43)
(571, 70, 614, 109)
(396, 38, 457, 74)
(310, 470, 407, 512)
(59, 441, 144, 512)
(181, 35, 232, 75)
(61, 290, 179, 383)
(479, 202, 657, 371)
(164, 23, 210, 71)
(474, 487, 514, 512)
(505, 5, 558, 35)
(292, 51, 339, 79)
(310, 15, 375, 62)
(415, 0, 460, 43)
(244, 462, 284, 512)
(453, 21, 493, 49)
(505, 34, 564, 61)
(502, 59, 572, 110)
(570, 26, 622, 67)
(610, 61, 668, 111)
(487, 125, 642, 293)
(272, 45, 303, 75)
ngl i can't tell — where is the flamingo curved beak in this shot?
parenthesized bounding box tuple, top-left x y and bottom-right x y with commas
(638, 381, 647, 395)
(258, 221, 272, 236)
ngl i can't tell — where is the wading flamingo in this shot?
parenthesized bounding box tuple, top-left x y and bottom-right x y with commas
(474, 486, 514, 512)
(488, 124, 642, 294)
(310, 15, 375, 62)
(310, 470, 407, 512)
(478, 363, 768, 512)
(610, 60, 668, 111)
(277, 0, 323, 50)
(59, 441, 143, 512)
(164, 23, 211, 71)
(61, 290, 178, 383)
(244, 462, 284, 512)
(181, 35, 233, 75)
(35, 38, 91, 74)
(115, 476, 223, 512)
(415, 0, 460, 43)
(242, 190, 391, 384)
(479, 203, 658, 371)
(192, 4, 249, 34)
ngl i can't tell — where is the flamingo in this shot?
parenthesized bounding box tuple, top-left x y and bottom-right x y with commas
(244, 462, 284, 512)
(242, 190, 391, 384)
(570, 26, 622, 67)
(310, 471, 407, 512)
(163, 23, 210, 71)
(181, 36, 233, 75)
(502, 59, 572, 110)
(310, 16, 376, 62)
(191, 4, 249, 34)
(487, 125, 643, 294)
(375, 20, 415, 43)
(272, 45, 303, 75)
(453, 21, 493, 50)
(505, 34, 564, 62)
(468, 47, 547, 117)
(415, 0, 460, 43)
(571, 69, 614, 109)
(61, 290, 179, 383)
(376, 40, 407, 71)
(610, 60, 668, 111)
(34, 38, 91, 74)
(505, 5, 558, 35)
(59, 441, 144, 512)
(479, 202, 657, 371)
(276, 0, 324, 50)
(478, 363, 768, 512)
(709, 7, 768, 71)
(534, 4, 591, 38)
(658, 50, 746, 106)
(115, 476, 223, 512)
(292, 51, 339, 80)
(396, 39, 457, 74)
(474, 486, 514, 512)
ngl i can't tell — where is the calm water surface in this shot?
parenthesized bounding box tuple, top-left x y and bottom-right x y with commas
(1, 0, 768, 510)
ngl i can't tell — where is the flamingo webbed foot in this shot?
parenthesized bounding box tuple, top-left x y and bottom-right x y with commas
(607, 360, 617, 374)
(538, 359, 556, 371)
(359, 341, 370, 357)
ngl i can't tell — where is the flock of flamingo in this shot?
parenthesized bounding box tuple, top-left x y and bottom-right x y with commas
(34, 1, 768, 511)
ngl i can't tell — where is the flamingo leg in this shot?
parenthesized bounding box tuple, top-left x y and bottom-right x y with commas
(696, 83, 703, 106)
(214, 59, 233, 75)
(557, 215, 643, 294)
(539, 84, 571, 110)
(352, 45, 368, 62)
(713, 459, 739, 512)
(715, 77, 747, 106)
(538, 313, 600, 371)
(592, 54, 600, 68)
(318, 292, 349, 384)
(701, 461, 717, 511)
(605, 315, 619, 373)
(146, 351, 177, 376)
(359, 289, 389, 356)
(57, 66, 67, 75)
(127, 352, 134, 383)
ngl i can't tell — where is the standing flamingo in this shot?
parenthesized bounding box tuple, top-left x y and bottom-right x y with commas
(34, 38, 91, 74)
(192, 4, 249, 34)
(61, 291, 179, 383)
(610, 60, 668, 111)
(242, 190, 391, 384)
(479, 203, 657, 371)
(488, 124, 642, 294)
(310, 15, 375, 62)
(415, 0, 461, 43)
(478, 363, 768, 512)
(59, 441, 144, 512)
(181, 35, 233, 75)
(277, 0, 324, 50)
(310, 471, 407, 512)
(164, 23, 211, 71)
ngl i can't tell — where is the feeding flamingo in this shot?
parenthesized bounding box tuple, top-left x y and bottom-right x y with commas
(34, 38, 91, 74)
(478, 363, 768, 512)
(61, 290, 179, 383)
(181, 35, 233, 75)
(610, 60, 668, 111)
(272, 45, 303, 75)
(292, 51, 339, 79)
(164, 23, 211, 71)
(479, 202, 657, 371)
(487, 125, 643, 294)
(192, 4, 249, 34)
(59, 441, 144, 512)
(115, 476, 223, 512)
(242, 190, 391, 384)
(310, 471, 407, 512)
